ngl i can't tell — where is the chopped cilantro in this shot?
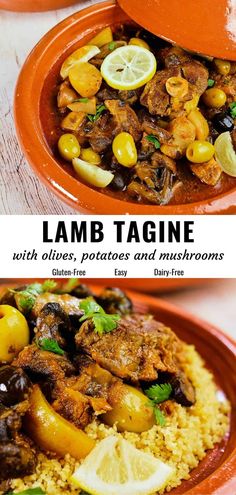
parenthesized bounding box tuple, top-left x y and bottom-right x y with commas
(10, 280, 58, 313)
(87, 104, 106, 122)
(59, 278, 80, 293)
(145, 383, 172, 404)
(145, 134, 161, 149)
(72, 97, 89, 103)
(153, 407, 166, 426)
(7, 488, 45, 495)
(37, 338, 64, 356)
(145, 383, 172, 427)
(108, 41, 116, 51)
(208, 78, 215, 87)
(79, 297, 120, 335)
(229, 101, 236, 119)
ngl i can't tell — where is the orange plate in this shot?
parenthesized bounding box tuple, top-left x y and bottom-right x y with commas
(14, 0, 236, 214)
(1, 282, 236, 494)
(118, 0, 236, 61)
(0, 0, 79, 12)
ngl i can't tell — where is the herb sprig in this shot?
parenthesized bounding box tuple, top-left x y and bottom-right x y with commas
(37, 338, 64, 356)
(207, 78, 215, 87)
(7, 488, 45, 495)
(145, 383, 172, 427)
(88, 104, 106, 122)
(79, 297, 120, 335)
(10, 280, 58, 313)
(229, 101, 236, 119)
(145, 134, 161, 149)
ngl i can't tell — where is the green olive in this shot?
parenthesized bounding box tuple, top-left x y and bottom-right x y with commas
(102, 383, 155, 433)
(202, 88, 227, 109)
(186, 140, 215, 163)
(112, 132, 137, 168)
(58, 133, 81, 161)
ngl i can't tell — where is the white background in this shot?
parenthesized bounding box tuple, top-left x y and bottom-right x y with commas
(0, 215, 234, 278)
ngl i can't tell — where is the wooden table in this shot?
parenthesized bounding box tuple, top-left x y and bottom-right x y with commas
(0, 0, 100, 214)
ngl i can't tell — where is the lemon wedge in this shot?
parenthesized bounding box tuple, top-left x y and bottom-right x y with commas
(60, 45, 100, 79)
(214, 131, 236, 177)
(101, 45, 157, 90)
(71, 436, 174, 495)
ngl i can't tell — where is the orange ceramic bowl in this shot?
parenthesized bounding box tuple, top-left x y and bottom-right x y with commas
(0, 281, 236, 494)
(0, 0, 79, 12)
(14, 0, 236, 214)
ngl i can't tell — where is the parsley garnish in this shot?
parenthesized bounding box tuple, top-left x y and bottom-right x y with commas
(88, 104, 106, 122)
(7, 488, 45, 495)
(59, 278, 80, 293)
(37, 338, 64, 356)
(229, 101, 236, 119)
(79, 297, 120, 335)
(145, 383, 172, 404)
(145, 383, 172, 427)
(145, 134, 161, 149)
(10, 280, 58, 313)
(208, 78, 215, 87)
(108, 41, 116, 50)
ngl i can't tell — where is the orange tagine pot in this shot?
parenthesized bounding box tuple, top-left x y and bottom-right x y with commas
(14, 1, 236, 214)
(0, 0, 79, 12)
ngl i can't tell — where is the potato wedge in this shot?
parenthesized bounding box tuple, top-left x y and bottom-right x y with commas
(72, 158, 114, 187)
(60, 45, 100, 80)
(68, 97, 97, 115)
(89, 27, 113, 48)
(61, 111, 86, 132)
(69, 62, 102, 98)
(25, 385, 95, 459)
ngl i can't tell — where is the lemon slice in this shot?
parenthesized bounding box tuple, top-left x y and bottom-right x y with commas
(71, 436, 174, 495)
(60, 45, 100, 79)
(214, 131, 236, 177)
(101, 45, 157, 90)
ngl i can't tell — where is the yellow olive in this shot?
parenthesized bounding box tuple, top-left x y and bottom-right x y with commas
(188, 109, 209, 140)
(112, 132, 137, 167)
(202, 88, 227, 108)
(80, 148, 101, 165)
(102, 384, 155, 433)
(129, 38, 150, 50)
(166, 76, 189, 98)
(58, 133, 81, 161)
(0, 305, 30, 362)
(214, 58, 231, 75)
(186, 140, 215, 163)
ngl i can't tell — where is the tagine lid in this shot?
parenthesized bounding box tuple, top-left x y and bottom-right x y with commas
(117, 0, 236, 61)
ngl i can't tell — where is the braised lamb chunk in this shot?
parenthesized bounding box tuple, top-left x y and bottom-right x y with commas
(140, 67, 181, 116)
(81, 113, 117, 153)
(182, 60, 208, 96)
(75, 314, 184, 383)
(71, 283, 94, 299)
(96, 287, 133, 315)
(159, 46, 191, 68)
(32, 292, 83, 320)
(105, 100, 142, 141)
(13, 345, 75, 385)
(142, 115, 172, 144)
(127, 180, 168, 204)
(51, 360, 121, 429)
(35, 302, 71, 349)
(190, 158, 222, 186)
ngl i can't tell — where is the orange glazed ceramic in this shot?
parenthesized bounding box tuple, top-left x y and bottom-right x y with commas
(0, 0, 78, 12)
(14, 1, 236, 214)
(118, 0, 236, 61)
(0, 282, 236, 494)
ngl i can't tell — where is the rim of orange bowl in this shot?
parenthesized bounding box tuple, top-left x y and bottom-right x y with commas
(14, 0, 236, 215)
